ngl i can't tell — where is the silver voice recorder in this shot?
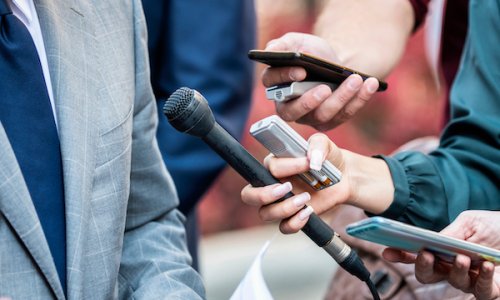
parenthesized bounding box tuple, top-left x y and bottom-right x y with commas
(250, 115, 341, 190)
(265, 81, 337, 102)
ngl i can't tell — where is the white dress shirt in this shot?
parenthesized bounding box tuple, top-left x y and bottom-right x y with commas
(9, 0, 57, 126)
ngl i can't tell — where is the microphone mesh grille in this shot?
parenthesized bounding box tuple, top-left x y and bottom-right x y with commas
(163, 87, 194, 118)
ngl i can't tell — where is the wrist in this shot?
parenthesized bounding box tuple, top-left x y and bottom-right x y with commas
(341, 150, 394, 214)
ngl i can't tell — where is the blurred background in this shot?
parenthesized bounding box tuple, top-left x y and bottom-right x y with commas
(197, 0, 445, 299)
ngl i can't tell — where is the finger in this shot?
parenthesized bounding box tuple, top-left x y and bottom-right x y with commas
(338, 77, 378, 123)
(448, 254, 472, 290)
(278, 205, 315, 234)
(259, 192, 311, 222)
(474, 262, 495, 300)
(307, 133, 332, 171)
(265, 38, 289, 51)
(274, 83, 332, 122)
(261, 66, 307, 87)
(262, 153, 275, 169)
(240, 182, 292, 206)
(265, 33, 302, 51)
(301, 74, 364, 130)
(415, 251, 444, 284)
(382, 248, 417, 264)
(266, 155, 310, 179)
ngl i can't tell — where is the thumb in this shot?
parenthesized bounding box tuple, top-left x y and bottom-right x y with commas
(266, 38, 291, 51)
(440, 216, 470, 240)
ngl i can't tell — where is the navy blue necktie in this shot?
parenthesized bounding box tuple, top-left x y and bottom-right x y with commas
(0, 0, 66, 292)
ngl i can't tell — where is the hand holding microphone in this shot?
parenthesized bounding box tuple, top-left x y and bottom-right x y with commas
(163, 87, 379, 299)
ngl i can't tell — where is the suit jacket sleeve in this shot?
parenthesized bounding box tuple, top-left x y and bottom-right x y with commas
(117, 1, 204, 298)
(374, 0, 500, 231)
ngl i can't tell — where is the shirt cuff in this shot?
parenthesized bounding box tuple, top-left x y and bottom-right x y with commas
(368, 155, 411, 220)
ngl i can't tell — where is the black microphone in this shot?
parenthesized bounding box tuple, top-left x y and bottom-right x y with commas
(163, 87, 373, 286)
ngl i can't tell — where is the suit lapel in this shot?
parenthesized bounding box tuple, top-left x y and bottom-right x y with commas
(35, 0, 100, 296)
(0, 125, 65, 299)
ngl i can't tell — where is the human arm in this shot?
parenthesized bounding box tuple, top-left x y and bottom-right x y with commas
(241, 133, 395, 233)
(117, 1, 204, 298)
(241, 0, 500, 233)
(383, 210, 500, 300)
(260, 0, 415, 130)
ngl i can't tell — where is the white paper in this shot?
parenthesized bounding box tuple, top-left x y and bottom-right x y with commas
(229, 240, 274, 300)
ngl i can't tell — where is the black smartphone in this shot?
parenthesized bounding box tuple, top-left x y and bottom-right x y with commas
(248, 50, 388, 92)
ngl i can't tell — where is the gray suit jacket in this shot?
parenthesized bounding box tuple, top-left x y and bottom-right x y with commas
(0, 0, 204, 299)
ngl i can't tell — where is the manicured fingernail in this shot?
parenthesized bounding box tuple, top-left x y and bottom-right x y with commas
(272, 182, 292, 198)
(293, 192, 311, 207)
(347, 77, 362, 90)
(298, 206, 314, 221)
(309, 149, 324, 171)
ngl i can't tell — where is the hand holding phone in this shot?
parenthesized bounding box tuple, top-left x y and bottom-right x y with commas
(249, 50, 384, 130)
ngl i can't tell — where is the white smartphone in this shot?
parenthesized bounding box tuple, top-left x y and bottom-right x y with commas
(346, 217, 500, 265)
(249, 115, 341, 190)
(265, 81, 337, 102)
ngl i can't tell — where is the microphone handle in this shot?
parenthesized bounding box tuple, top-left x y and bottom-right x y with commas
(202, 123, 334, 247)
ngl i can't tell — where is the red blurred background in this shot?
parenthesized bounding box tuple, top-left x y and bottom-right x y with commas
(198, 0, 445, 235)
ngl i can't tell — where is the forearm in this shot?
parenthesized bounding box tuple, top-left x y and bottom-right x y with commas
(313, 0, 415, 78)
(342, 150, 394, 214)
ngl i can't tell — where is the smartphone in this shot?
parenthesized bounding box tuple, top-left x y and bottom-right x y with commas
(248, 50, 388, 91)
(265, 81, 338, 102)
(250, 115, 341, 191)
(346, 217, 500, 265)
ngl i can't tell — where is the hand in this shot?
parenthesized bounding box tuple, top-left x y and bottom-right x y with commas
(383, 210, 500, 299)
(241, 133, 350, 234)
(262, 32, 380, 131)
(240, 133, 393, 234)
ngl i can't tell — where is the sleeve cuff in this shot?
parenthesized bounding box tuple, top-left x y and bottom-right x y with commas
(367, 155, 411, 220)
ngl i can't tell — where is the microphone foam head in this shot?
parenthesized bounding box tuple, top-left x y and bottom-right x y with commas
(163, 87, 194, 119)
(163, 87, 215, 137)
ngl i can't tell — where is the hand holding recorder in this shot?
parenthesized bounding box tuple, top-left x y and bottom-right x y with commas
(251, 33, 384, 131)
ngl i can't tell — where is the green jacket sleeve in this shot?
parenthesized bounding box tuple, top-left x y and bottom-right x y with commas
(375, 0, 500, 231)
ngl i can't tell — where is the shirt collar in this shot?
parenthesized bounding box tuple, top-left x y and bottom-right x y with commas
(10, 0, 33, 25)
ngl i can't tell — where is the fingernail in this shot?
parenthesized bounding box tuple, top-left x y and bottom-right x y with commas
(366, 79, 378, 93)
(293, 192, 311, 207)
(298, 206, 314, 221)
(309, 149, 324, 171)
(289, 69, 305, 82)
(271, 182, 292, 198)
(347, 77, 362, 91)
(313, 85, 330, 101)
(265, 40, 279, 50)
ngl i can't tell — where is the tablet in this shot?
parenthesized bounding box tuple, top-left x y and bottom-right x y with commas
(346, 217, 500, 265)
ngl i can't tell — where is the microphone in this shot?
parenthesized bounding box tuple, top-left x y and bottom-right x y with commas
(163, 87, 373, 285)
